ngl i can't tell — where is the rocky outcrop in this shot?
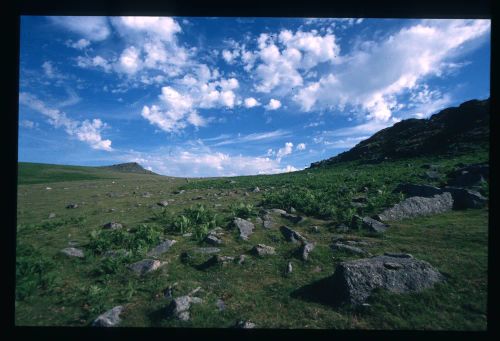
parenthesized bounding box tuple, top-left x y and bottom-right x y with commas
(377, 192, 453, 221)
(233, 218, 255, 240)
(329, 253, 445, 305)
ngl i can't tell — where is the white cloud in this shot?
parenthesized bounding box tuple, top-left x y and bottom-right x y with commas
(277, 142, 293, 160)
(244, 97, 260, 108)
(66, 38, 91, 49)
(293, 19, 490, 122)
(322, 136, 370, 149)
(121, 147, 299, 177)
(114, 17, 181, 42)
(20, 120, 37, 129)
(296, 143, 306, 151)
(42, 61, 55, 78)
(50, 16, 110, 41)
(222, 49, 240, 64)
(265, 99, 281, 110)
(117, 46, 141, 74)
(76, 55, 113, 72)
(210, 129, 290, 147)
(19, 92, 113, 151)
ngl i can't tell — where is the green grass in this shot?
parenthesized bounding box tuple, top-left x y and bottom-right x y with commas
(15, 151, 488, 329)
(18, 162, 117, 185)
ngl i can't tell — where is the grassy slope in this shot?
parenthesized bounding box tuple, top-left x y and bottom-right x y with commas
(15, 152, 488, 329)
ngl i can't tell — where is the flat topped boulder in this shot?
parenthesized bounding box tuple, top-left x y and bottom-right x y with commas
(128, 259, 164, 276)
(92, 306, 124, 327)
(377, 192, 453, 221)
(61, 247, 84, 258)
(280, 226, 307, 243)
(329, 254, 444, 306)
(147, 239, 177, 257)
(233, 218, 255, 240)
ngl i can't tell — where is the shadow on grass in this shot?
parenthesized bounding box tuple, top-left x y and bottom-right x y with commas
(290, 276, 345, 308)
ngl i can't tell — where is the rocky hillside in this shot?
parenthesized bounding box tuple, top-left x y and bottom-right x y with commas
(310, 98, 489, 168)
(100, 162, 158, 175)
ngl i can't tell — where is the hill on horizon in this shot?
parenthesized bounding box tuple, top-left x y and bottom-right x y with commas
(98, 162, 158, 175)
(310, 98, 489, 168)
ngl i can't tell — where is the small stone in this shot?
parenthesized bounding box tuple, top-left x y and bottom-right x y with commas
(182, 233, 193, 237)
(66, 203, 78, 209)
(48, 212, 56, 219)
(301, 242, 315, 261)
(142, 192, 151, 198)
(237, 254, 247, 265)
(243, 192, 249, 197)
(312, 266, 322, 273)
(45, 187, 52, 190)
(310, 225, 320, 233)
(252, 244, 276, 256)
(61, 247, 84, 258)
(290, 207, 296, 213)
(252, 187, 260, 193)
(233, 218, 255, 240)
(331, 243, 367, 255)
(147, 239, 177, 257)
(270, 208, 287, 215)
(281, 213, 304, 224)
(280, 226, 307, 243)
(193, 247, 221, 254)
(92, 306, 124, 327)
(361, 217, 389, 233)
(205, 234, 222, 245)
(103, 222, 123, 230)
(216, 298, 226, 311)
(157, 200, 169, 207)
(128, 259, 163, 276)
(285, 261, 293, 274)
(235, 320, 256, 329)
(168, 295, 203, 321)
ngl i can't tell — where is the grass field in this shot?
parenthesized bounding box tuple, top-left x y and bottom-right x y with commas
(15, 152, 488, 329)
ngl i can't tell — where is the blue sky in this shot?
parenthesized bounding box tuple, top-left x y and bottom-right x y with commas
(18, 16, 490, 177)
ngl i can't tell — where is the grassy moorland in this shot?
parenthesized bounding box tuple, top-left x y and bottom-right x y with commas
(15, 150, 488, 329)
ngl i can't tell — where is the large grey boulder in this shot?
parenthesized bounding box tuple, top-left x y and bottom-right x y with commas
(442, 187, 487, 209)
(329, 254, 445, 305)
(92, 306, 124, 327)
(61, 247, 84, 258)
(280, 226, 307, 243)
(233, 218, 255, 240)
(128, 259, 164, 276)
(147, 239, 177, 257)
(377, 192, 453, 221)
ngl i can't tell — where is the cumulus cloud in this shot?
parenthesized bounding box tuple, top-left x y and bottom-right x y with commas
(117, 46, 141, 74)
(293, 19, 490, 121)
(66, 38, 91, 49)
(244, 97, 260, 108)
(121, 147, 299, 177)
(222, 49, 240, 64)
(277, 142, 293, 160)
(20, 120, 38, 129)
(296, 143, 306, 151)
(113, 16, 181, 42)
(50, 16, 110, 41)
(265, 98, 281, 110)
(19, 92, 113, 151)
(76, 55, 113, 72)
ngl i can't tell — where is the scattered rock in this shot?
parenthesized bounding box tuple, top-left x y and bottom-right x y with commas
(48, 212, 56, 219)
(200, 255, 235, 268)
(336, 223, 350, 232)
(174, 190, 186, 194)
(168, 295, 203, 321)
(285, 261, 293, 274)
(147, 239, 177, 257)
(270, 208, 287, 215)
(237, 255, 247, 265)
(103, 222, 123, 230)
(142, 192, 151, 198)
(193, 247, 221, 254)
(128, 259, 164, 276)
(229, 180, 237, 184)
(442, 186, 487, 209)
(447, 163, 488, 187)
(216, 298, 226, 311)
(235, 320, 256, 329)
(243, 192, 250, 197)
(310, 225, 320, 233)
(252, 187, 260, 193)
(331, 243, 368, 256)
(377, 192, 453, 221)
(61, 247, 84, 258)
(91, 306, 124, 327)
(205, 234, 222, 245)
(329, 254, 445, 306)
(103, 249, 130, 258)
(192, 196, 204, 200)
(108, 208, 117, 212)
(66, 203, 78, 209)
(46, 187, 52, 190)
(423, 170, 443, 180)
(263, 215, 273, 229)
(301, 242, 315, 261)
(281, 213, 304, 224)
(233, 218, 255, 240)
(157, 200, 169, 207)
(255, 217, 263, 225)
(361, 217, 389, 233)
(280, 226, 307, 243)
(290, 207, 296, 213)
(312, 266, 322, 273)
(252, 244, 276, 256)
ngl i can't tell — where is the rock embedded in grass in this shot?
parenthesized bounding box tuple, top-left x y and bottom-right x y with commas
(442, 187, 487, 209)
(128, 259, 164, 276)
(91, 306, 124, 327)
(200, 255, 235, 268)
(193, 247, 221, 254)
(286, 261, 293, 274)
(331, 242, 368, 256)
(377, 192, 453, 221)
(328, 254, 445, 306)
(147, 239, 177, 257)
(61, 247, 84, 258)
(168, 295, 203, 321)
(280, 226, 307, 243)
(281, 213, 304, 224)
(48, 212, 56, 219)
(235, 320, 256, 328)
(157, 200, 169, 207)
(361, 217, 389, 233)
(66, 203, 78, 209)
(204, 234, 222, 245)
(270, 208, 287, 215)
(252, 187, 260, 192)
(233, 218, 255, 240)
(301, 242, 315, 261)
(103, 222, 123, 230)
(252, 244, 276, 256)
(216, 298, 226, 311)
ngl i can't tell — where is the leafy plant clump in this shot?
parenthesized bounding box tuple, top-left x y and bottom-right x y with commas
(168, 204, 219, 241)
(230, 202, 257, 219)
(16, 244, 57, 300)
